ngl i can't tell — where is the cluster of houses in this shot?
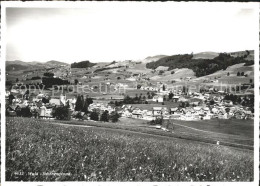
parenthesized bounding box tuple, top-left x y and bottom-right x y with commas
(6, 82, 253, 121)
(5, 88, 119, 120)
(119, 104, 253, 121)
(119, 85, 254, 121)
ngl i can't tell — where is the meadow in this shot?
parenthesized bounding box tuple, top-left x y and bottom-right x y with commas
(6, 117, 253, 181)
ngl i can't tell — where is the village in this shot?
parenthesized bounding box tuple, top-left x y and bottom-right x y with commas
(5, 81, 254, 124)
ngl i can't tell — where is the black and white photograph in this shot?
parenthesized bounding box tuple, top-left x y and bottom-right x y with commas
(1, 1, 259, 185)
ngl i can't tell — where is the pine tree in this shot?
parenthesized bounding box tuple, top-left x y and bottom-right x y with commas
(75, 95, 83, 111)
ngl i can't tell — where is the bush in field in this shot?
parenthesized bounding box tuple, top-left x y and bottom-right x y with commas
(100, 110, 109, 122)
(20, 107, 32, 117)
(90, 110, 99, 121)
(52, 106, 69, 120)
(110, 111, 120, 122)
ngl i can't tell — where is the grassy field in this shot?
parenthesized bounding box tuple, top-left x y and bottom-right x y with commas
(171, 119, 253, 139)
(6, 117, 253, 181)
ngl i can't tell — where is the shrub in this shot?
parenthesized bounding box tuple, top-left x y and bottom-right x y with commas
(90, 110, 99, 121)
(100, 110, 109, 122)
(110, 111, 120, 122)
(53, 106, 70, 120)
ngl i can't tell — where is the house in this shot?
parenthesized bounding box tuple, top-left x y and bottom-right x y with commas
(49, 98, 62, 106)
(153, 107, 162, 116)
(172, 96, 180, 102)
(170, 108, 178, 114)
(194, 107, 203, 115)
(132, 109, 143, 119)
(122, 109, 132, 118)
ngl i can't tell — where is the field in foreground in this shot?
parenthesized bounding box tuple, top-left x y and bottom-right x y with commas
(6, 117, 253, 181)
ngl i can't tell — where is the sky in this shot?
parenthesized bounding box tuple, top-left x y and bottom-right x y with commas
(5, 2, 258, 63)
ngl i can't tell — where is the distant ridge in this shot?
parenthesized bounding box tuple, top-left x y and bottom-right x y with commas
(192, 52, 219, 59)
(6, 60, 68, 71)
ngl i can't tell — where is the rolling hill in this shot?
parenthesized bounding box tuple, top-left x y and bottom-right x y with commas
(146, 51, 253, 77)
(6, 60, 68, 71)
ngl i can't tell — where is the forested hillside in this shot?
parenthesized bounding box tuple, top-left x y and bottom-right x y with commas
(71, 61, 96, 68)
(146, 53, 253, 77)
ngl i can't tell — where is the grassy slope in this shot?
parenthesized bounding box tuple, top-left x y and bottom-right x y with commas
(6, 117, 253, 181)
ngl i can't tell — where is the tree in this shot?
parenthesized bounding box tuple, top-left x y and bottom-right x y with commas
(42, 97, 49, 104)
(237, 72, 241, 76)
(74, 79, 79, 85)
(82, 96, 93, 113)
(250, 79, 253, 83)
(75, 95, 84, 111)
(8, 94, 15, 104)
(162, 84, 166, 91)
(110, 111, 120, 122)
(227, 72, 230, 76)
(117, 77, 121, 80)
(100, 110, 109, 122)
(209, 99, 215, 105)
(168, 92, 174, 100)
(53, 106, 69, 120)
(90, 110, 99, 121)
(16, 78, 19, 82)
(241, 72, 244, 76)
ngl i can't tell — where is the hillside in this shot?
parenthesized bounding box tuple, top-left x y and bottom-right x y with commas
(6, 60, 68, 71)
(146, 51, 253, 77)
(142, 55, 168, 63)
(45, 60, 68, 67)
